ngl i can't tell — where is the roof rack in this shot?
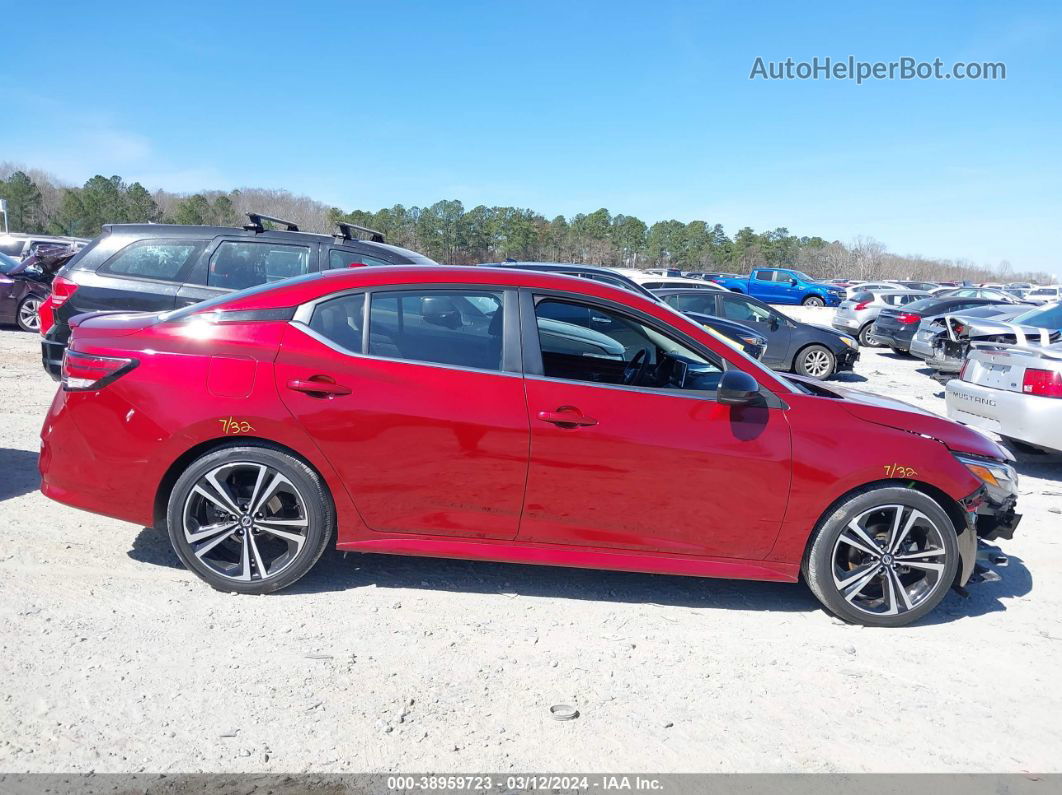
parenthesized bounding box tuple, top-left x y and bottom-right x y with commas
(335, 221, 385, 244)
(244, 212, 299, 233)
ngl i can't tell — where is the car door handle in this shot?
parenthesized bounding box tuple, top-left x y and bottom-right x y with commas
(287, 378, 351, 397)
(537, 408, 598, 428)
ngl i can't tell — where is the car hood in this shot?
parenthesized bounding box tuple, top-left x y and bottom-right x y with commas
(787, 374, 1010, 460)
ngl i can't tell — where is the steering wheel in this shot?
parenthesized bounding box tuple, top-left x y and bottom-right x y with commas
(623, 348, 652, 386)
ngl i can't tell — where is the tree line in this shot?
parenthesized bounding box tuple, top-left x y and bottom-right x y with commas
(1, 163, 1048, 285)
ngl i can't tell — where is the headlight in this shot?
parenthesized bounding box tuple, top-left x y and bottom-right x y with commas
(740, 336, 760, 346)
(839, 336, 857, 348)
(953, 454, 1018, 494)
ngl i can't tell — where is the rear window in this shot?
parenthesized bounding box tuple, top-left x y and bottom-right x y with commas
(1030, 288, 1058, 296)
(902, 297, 948, 314)
(159, 271, 326, 322)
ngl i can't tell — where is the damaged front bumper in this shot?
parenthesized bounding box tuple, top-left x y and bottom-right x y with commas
(955, 484, 1021, 587)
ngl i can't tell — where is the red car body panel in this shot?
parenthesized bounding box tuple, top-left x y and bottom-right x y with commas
(274, 326, 530, 541)
(39, 267, 999, 586)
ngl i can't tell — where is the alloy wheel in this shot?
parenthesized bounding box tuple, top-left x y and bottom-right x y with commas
(18, 298, 42, 332)
(802, 349, 833, 378)
(830, 504, 948, 618)
(804, 296, 825, 307)
(181, 462, 309, 582)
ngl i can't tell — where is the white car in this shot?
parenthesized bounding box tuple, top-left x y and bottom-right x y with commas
(1025, 286, 1062, 305)
(946, 341, 1062, 453)
(627, 273, 725, 291)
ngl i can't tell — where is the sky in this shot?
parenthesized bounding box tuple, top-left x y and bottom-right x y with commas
(2, 0, 1061, 275)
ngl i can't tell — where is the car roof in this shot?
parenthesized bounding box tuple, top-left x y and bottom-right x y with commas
(100, 222, 422, 258)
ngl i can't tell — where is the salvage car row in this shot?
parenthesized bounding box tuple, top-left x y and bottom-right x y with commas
(24, 215, 1026, 627)
(824, 285, 1062, 455)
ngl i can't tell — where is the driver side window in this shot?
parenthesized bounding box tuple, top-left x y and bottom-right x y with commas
(534, 298, 722, 392)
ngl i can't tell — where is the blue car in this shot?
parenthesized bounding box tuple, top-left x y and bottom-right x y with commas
(714, 267, 845, 307)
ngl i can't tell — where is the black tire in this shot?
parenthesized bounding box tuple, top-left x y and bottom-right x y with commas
(166, 445, 334, 594)
(794, 344, 836, 379)
(802, 295, 825, 307)
(802, 487, 959, 627)
(16, 296, 42, 333)
(857, 323, 878, 347)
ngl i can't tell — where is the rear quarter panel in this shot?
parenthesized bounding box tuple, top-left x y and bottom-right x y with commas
(53, 321, 363, 532)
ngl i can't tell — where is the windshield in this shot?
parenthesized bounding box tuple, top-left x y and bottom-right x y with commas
(1013, 303, 1062, 328)
(0, 252, 20, 274)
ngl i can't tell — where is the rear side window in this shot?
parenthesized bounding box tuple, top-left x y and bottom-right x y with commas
(309, 293, 365, 353)
(367, 289, 505, 371)
(673, 293, 718, 314)
(850, 292, 873, 303)
(100, 239, 205, 281)
(209, 241, 310, 289)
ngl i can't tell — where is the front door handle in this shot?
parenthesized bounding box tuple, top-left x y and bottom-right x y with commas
(537, 408, 598, 428)
(287, 378, 351, 397)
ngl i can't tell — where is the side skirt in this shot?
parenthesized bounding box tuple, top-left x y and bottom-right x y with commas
(336, 537, 799, 583)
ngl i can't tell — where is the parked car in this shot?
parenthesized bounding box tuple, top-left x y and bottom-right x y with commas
(947, 341, 1062, 453)
(38, 214, 438, 379)
(488, 262, 766, 357)
(894, 280, 939, 292)
(40, 265, 1020, 626)
(910, 304, 1028, 361)
(629, 273, 725, 291)
(939, 287, 1027, 304)
(871, 296, 1013, 355)
(0, 233, 89, 260)
(926, 302, 1062, 374)
(714, 268, 846, 306)
(0, 246, 76, 332)
(652, 288, 859, 378)
(1025, 285, 1062, 305)
(832, 289, 930, 346)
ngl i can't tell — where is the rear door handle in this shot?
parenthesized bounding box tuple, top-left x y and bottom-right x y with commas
(287, 378, 352, 397)
(537, 408, 598, 428)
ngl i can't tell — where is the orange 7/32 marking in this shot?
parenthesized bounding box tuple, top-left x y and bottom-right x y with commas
(219, 417, 255, 435)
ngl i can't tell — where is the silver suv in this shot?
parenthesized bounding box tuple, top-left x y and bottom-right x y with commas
(832, 288, 929, 346)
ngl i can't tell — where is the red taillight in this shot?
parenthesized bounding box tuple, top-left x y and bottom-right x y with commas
(38, 297, 56, 335)
(1022, 368, 1062, 398)
(49, 275, 79, 308)
(62, 351, 138, 391)
(897, 313, 921, 324)
(959, 359, 971, 380)
(854, 300, 871, 310)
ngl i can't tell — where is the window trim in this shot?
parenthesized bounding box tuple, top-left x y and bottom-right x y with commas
(291, 284, 522, 377)
(519, 287, 787, 407)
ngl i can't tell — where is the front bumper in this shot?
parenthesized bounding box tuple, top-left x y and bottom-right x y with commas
(836, 346, 860, 372)
(946, 378, 1062, 453)
(925, 339, 966, 373)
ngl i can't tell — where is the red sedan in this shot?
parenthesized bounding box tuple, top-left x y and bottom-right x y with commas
(39, 267, 1020, 626)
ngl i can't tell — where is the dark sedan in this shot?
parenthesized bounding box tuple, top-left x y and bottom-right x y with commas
(0, 247, 75, 332)
(488, 262, 767, 358)
(653, 288, 859, 379)
(871, 296, 1013, 355)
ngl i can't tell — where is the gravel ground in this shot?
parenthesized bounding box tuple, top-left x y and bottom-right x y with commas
(1, 306, 1060, 774)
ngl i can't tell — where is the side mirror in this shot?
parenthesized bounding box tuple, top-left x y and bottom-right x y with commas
(717, 370, 760, 406)
(789, 278, 799, 286)
(420, 296, 462, 329)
